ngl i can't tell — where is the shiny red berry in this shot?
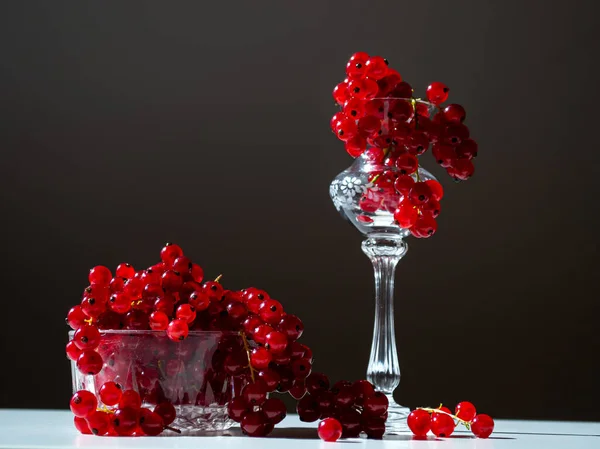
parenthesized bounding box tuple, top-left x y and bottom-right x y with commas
(166, 318, 189, 342)
(139, 409, 164, 436)
(265, 330, 288, 354)
(86, 410, 111, 436)
(66, 341, 82, 361)
(431, 412, 455, 437)
(330, 111, 345, 131)
(73, 324, 101, 350)
(471, 414, 494, 438)
(426, 82, 450, 105)
(176, 304, 196, 324)
(202, 280, 224, 301)
(278, 314, 304, 341)
(410, 215, 438, 238)
(443, 104, 466, 123)
(108, 291, 132, 314)
(345, 135, 367, 158)
(160, 243, 183, 267)
(262, 397, 287, 424)
(227, 397, 250, 423)
(394, 199, 418, 228)
(318, 417, 343, 442)
(425, 179, 444, 201)
(333, 82, 349, 105)
(111, 407, 139, 436)
(364, 56, 388, 80)
(154, 402, 176, 426)
(149, 311, 169, 331)
(250, 347, 272, 370)
(352, 380, 375, 405)
(291, 357, 312, 379)
(335, 117, 358, 142)
(346, 52, 369, 79)
(241, 410, 272, 437)
(409, 182, 432, 205)
(363, 392, 388, 417)
(455, 401, 477, 422)
(456, 138, 478, 160)
(189, 291, 211, 311)
(70, 390, 97, 418)
(395, 152, 418, 175)
(296, 395, 320, 422)
(76, 350, 103, 375)
(258, 299, 284, 325)
(89, 266, 112, 286)
(450, 158, 475, 181)
(119, 390, 142, 410)
(432, 143, 457, 168)
(394, 174, 415, 196)
(67, 305, 87, 330)
(115, 263, 135, 279)
(161, 270, 182, 293)
(98, 381, 122, 406)
(408, 409, 431, 437)
(348, 78, 378, 100)
(74, 416, 92, 434)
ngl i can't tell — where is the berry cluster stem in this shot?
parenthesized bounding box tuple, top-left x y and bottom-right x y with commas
(239, 331, 256, 382)
(417, 406, 471, 429)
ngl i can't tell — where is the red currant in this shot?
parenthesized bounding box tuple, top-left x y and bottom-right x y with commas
(66, 306, 87, 330)
(305, 372, 330, 395)
(425, 179, 444, 201)
(364, 417, 386, 439)
(297, 395, 320, 422)
(161, 270, 182, 293)
(345, 135, 367, 158)
(318, 417, 343, 442)
(346, 52, 369, 79)
(363, 392, 388, 417)
(330, 112, 345, 132)
(258, 369, 281, 392)
(407, 409, 431, 437)
(426, 82, 450, 105)
(139, 409, 164, 436)
(443, 104, 466, 123)
(450, 158, 475, 181)
(98, 381, 122, 406)
(176, 304, 196, 324)
(394, 199, 418, 228)
(149, 311, 169, 330)
(154, 402, 176, 426)
(166, 318, 189, 342)
(116, 263, 135, 279)
(86, 410, 111, 436)
(76, 350, 103, 375)
(160, 243, 183, 267)
(394, 174, 415, 196)
(250, 347, 272, 370)
(88, 266, 112, 286)
(431, 412, 455, 437)
(291, 357, 312, 379)
(365, 56, 388, 80)
(74, 416, 92, 434)
(66, 341, 82, 361)
(227, 397, 251, 423)
(442, 123, 470, 147)
(119, 389, 142, 410)
(73, 324, 101, 350)
(108, 292, 132, 314)
(189, 291, 210, 312)
(258, 299, 284, 325)
(278, 314, 304, 341)
(456, 138, 478, 160)
(190, 263, 204, 283)
(471, 414, 494, 438)
(410, 215, 438, 238)
(262, 397, 287, 424)
(202, 280, 224, 301)
(70, 390, 97, 417)
(348, 78, 378, 100)
(432, 143, 457, 168)
(333, 82, 349, 105)
(395, 152, 418, 175)
(335, 117, 358, 142)
(455, 401, 477, 422)
(352, 379, 375, 405)
(289, 378, 307, 399)
(241, 410, 272, 437)
(111, 407, 139, 436)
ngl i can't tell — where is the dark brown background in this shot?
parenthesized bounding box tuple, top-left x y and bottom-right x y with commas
(1, 0, 598, 420)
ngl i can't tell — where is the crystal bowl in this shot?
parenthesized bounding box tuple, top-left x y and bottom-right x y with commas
(69, 330, 243, 434)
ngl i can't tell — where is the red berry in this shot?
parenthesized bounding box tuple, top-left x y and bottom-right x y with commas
(443, 104, 466, 123)
(358, 114, 381, 135)
(352, 379, 375, 405)
(305, 372, 330, 395)
(450, 158, 475, 181)
(119, 390, 142, 410)
(456, 138, 478, 160)
(363, 417, 386, 439)
(365, 56, 388, 80)
(124, 309, 149, 330)
(161, 270, 182, 293)
(241, 379, 268, 406)
(66, 306, 87, 330)
(410, 215, 438, 238)
(431, 412, 455, 437)
(66, 341, 82, 361)
(394, 199, 418, 228)
(391, 81, 413, 98)
(291, 357, 312, 379)
(202, 280, 224, 301)
(89, 266, 112, 286)
(227, 397, 251, 423)
(406, 130, 430, 155)
(338, 408, 361, 437)
(432, 143, 457, 168)
(258, 299, 284, 325)
(76, 350, 103, 375)
(116, 263, 135, 279)
(262, 397, 287, 424)
(394, 174, 415, 196)
(377, 70, 402, 96)
(345, 135, 367, 158)
(111, 407, 139, 436)
(80, 295, 107, 319)
(289, 378, 307, 399)
(109, 276, 126, 293)
(70, 390, 97, 418)
(139, 409, 164, 436)
(425, 179, 444, 201)
(154, 402, 176, 426)
(149, 311, 169, 330)
(363, 392, 388, 417)
(189, 291, 210, 311)
(335, 117, 358, 142)
(160, 243, 183, 267)
(471, 414, 494, 438)
(333, 82, 349, 105)
(74, 416, 92, 434)
(330, 112, 345, 131)
(99, 381, 122, 406)
(426, 82, 450, 105)
(296, 394, 320, 422)
(108, 291, 132, 314)
(86, 410, 111, 436)
(442, 123, 470, 147)
(346, 52, 369, 79)
(409, 182, 432, 205)
(422, 199, 441, 218)
(166, 318, 189, 342)
(176, 304, 197, 324)
(334, 386, 355, 409)
(250, 347, 272, 370)
(190, 263, 204, 283)
(278, 314, 304, 341)
(348, 78, 378, 100)
(343, 97, 366, 119)
(265, 331, 288, 354)
(395, 152, 418, 175)
(253, 324, 274, 344)
(241, 410, 272, 437)
(318, 417, 343, 442)
(407, 409, 431, 437)
(455, 401, 477, 422)
(172, 256, 192, 275)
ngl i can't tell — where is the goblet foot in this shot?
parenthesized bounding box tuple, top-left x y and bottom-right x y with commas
(384, 395, 410, 434)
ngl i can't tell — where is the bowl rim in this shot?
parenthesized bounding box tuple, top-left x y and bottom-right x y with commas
(67, 329, 241, 337)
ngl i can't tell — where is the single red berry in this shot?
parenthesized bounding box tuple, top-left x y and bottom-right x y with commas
(345, 135, 367, 158)
(189, 291, 210, 312)
(334, 386, 355, 409)
(455, 401, 477, 422)
(394, 174, 415, 196)
(442, 123, 470, 147)
(241, 380, 268, 406)
(389, 99, 413, 121)
(318, 417, 343, 442)
(456, 138, 478, 160)
(160, 243, 183, 267)
(305, 372, 330, 395)
(161, 270, 182, 293)
(409, 182, 432, 205)
(109, 276, 126, 293)
(364, 417, 386, 439)
(172, 256, 192, 275)
(377, 70, 402, 96)
(278, 314, 304, 341)
(66, 306, 87, 330)
(86, 410, 111, 436)
(443, 104, 466, 123)
(343, 97, 366, 119)
(258, 369, 281, 392)
(422, 199, 441, 218)
(296, 394, 320, 422)
(76, 350, 103, 375)
(98, 381, 122, 406)
(149, 311, 169, 331)
(346, 52, 369, 79)
(432, 143, 457, 168)
(330, 111, 345, 132)
(166, 318, 189, 342)
(241, 410, 272, 437)
(111, 407, 139, 436)
(154, 402, 176, 426)
(70, 390, 97, 418)
(451, 158, 475, 181)
(139, 409, 164, 436)
(394, 199, 418, 228)
(265, 331, 288, 354)
(227, 397, 251, 423)
(176, 304, 197, 324)
(431, 412, 455, 437)
(73, 416, 92, 435)
(291, 357, 312, 379)
(358, 115, 381, 136)
(333, 82, 350, 105)
(253, 324, 274, 344)
(407, 409, 431, 437)
(250, 347, 272, 370)
(154, 295, 175, 316)
(335, 117, 358, 142)
(363, 392, 389, 417)
(119, 390, 142, 410)
(471, 414, 494, 438)
(123, 276, 143, 298)
(115, 263, 135, 279)
(352, 379, 375, 405)
(395, 152, 418, 175)
(89, 266, 112, 286)
(410, 215, 438, 238)
(261, 397, 286, 424)
(190, 263, 204, 283)
(348, 78, 378, 100)
(425, 179, 444, 201)
(258, 299, 284, 325)
(391, 81, 413, 98)
(365, 56, 388, 80)
(80, 295, 107, 319)
(426, 82, 450, 105)
(66, 341, 82, 361)
(108, 291, 132, 314)
(124, 309, 149, 330)
(406, 130, 430, 156)
(202, 280, 224, 302)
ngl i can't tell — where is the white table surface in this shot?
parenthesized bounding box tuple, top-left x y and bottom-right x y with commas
(0, 410, 598, 449)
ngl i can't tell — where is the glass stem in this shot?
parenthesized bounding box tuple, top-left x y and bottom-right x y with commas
(361, 237, 408, 396)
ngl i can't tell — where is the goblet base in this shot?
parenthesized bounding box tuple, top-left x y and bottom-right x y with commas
(384, 395, 411, 434)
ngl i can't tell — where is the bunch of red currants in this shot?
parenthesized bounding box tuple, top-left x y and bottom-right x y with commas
(65, 243, 387, 439)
